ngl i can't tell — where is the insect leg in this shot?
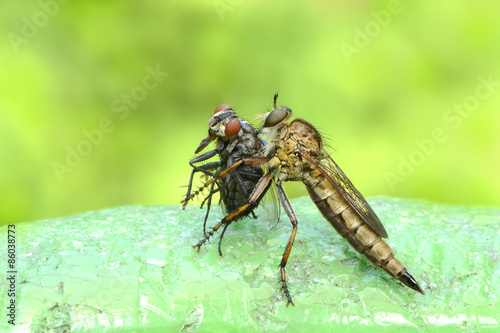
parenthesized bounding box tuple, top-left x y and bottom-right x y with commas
(184, 150, 220, 206)
(236, 170, 263, 180)
(218, 222, 231, 257)
(201, 181, 217, 237)
(188, 149, 218, 174)
(184, 162, 220, 200)
(275, 180, 297, 307)
(193, 171, 273, 252)
(200, 182, 222, 209)
(214, 169, 268, 254)
(233, 169, 263, 197)
(222, 156, 237, 195)
(183, 157, 268, 206)
(233, 170, 261, 219)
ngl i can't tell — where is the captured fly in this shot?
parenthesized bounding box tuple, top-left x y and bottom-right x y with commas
(182, 104, 266, 255)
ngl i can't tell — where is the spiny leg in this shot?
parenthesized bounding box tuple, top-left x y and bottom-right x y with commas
(193, 161, 256, 236)
(186, 150, 218, 190)
(188, 149, 218, 176)
(215, 167, 263, 255)
(276, 180, 298, 307)
(182, 160, 243, 207)
(227, 155, 261, 200)
(183, 152, 220, 207)
(218, 222, 231, 257)
(193, 171, 273, 252)
(201, 181, 217, 237)
(193, 219, 226, 252)
(182, 157, 268, 207)
(200, 182, 221, 210)
(233, 168, 263, 220)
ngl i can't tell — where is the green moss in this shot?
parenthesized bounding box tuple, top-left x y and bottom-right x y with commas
(1, 197, 499, 332)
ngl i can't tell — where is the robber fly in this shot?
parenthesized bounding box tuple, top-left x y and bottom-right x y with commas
(194, 94, 425, 306)
(182, 104, 267, 255)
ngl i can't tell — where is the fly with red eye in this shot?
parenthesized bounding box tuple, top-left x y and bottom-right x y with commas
(206, 105, 242, 140)
(182, 104, 268, 256)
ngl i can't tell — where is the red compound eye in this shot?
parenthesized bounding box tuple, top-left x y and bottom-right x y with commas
(225, 118, 241, 136)
(214, 104, 233, 114)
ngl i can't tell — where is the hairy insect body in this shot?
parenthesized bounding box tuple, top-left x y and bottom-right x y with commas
(217, 120, 264, 214)
(267, 118, 423, 293)
(184, 105, 270, 257)
(184, 106, 264, 217)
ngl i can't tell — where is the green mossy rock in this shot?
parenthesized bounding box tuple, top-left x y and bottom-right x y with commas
(1, 197, 499, 332)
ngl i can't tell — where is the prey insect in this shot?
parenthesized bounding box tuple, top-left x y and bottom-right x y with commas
(182, 104, 268, 255)
(194, 94, 425, 306)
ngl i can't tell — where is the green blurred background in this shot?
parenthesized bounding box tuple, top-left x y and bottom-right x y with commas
(1, 0, 499, 225)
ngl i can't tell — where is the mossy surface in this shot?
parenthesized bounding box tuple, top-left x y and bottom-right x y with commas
(1, 197, 499, 332)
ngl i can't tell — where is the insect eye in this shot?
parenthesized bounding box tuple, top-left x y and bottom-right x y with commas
(263, 108, 290, 127)
(214, 104, 233, 114)
(224, 118, 241, 136)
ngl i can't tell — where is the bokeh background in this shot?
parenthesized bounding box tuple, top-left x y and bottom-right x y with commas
(1, 0, 499, 225)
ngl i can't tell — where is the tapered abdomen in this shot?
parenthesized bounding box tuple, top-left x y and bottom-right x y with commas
(305, 174, 424, 294)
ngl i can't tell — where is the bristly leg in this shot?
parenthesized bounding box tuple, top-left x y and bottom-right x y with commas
(275, 180, 298, 306)
(193, 222, 223, 252)
(218, 222, 231, 257)
(280, 267, 295, 307)
(193, 170, 273, 253)
(200, 182, 217, 236)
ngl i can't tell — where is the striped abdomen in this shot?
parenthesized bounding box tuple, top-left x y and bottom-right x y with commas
(304, 171, 424, 294)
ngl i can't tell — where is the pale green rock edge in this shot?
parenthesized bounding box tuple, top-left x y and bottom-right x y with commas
(1, 197, 499, 332)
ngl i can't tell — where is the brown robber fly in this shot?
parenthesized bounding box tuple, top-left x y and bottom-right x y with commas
(182, 104, 269, 256)
(192, 94, 425, 306)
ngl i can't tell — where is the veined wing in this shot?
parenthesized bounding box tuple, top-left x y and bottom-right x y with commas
(301, 150, 388, 238)
(259, 177, 281, 229)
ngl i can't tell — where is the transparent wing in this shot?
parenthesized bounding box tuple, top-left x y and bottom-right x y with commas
(257, 178, 281, 229)
(220, 165, 281, 230)
(301, 150, 388, 238)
